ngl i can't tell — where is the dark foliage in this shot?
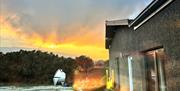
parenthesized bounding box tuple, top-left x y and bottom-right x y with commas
(75, 55, 94, 72)
(0, 50, 78, 85)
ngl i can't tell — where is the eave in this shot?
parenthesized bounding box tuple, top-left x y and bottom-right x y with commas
(129, 0, 174, 30)
(105, 19, 131, 49)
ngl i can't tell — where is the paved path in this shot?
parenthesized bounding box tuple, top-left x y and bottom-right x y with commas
(0, 86, 73, 91)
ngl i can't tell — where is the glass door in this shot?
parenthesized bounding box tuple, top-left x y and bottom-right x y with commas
(128, 48, 166, 91)
(145, 51, 158, 91)
(144, 49, 166, 91)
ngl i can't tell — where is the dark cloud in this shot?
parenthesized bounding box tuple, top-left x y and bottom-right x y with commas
(1, 0, 153, 59)
(1, 0, 152, 44)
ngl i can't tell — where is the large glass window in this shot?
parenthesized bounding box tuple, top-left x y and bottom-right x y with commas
(145, 49, 166, 91)
(129, 48, 166, 91)
(130, 53, 146, 91)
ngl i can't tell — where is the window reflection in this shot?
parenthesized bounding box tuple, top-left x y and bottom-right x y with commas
(129, 48, 166, 91)
(110, 48, 167, 91)
(145, 48, 166, 91)
(145, 52, 157, 91)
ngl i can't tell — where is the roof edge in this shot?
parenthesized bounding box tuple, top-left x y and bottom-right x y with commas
(129, 0, 174, 29)
(106, 19, 131, 26)
(105, 19, 132, 49)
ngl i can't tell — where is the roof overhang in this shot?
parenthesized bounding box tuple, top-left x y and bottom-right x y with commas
(105, 19, 131, 49)
(129, 0, 174, 30)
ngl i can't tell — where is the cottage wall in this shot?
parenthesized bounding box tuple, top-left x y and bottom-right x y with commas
(109, 0, 180, 90)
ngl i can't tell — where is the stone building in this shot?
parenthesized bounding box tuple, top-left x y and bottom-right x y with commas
(105, 0, 180, 91)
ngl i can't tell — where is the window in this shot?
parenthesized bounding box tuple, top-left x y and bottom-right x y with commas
(144, 48, 166, 91)
(129, 48, 166, 91)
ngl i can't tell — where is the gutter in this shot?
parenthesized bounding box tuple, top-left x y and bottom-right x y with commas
(129, 0, 174, 30)
(129, 0, 159, 27)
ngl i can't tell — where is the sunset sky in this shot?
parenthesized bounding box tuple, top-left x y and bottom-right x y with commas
(0, 0, 152, 61)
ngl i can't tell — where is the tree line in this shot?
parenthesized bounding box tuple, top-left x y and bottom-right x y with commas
(0, 50, 94, 86)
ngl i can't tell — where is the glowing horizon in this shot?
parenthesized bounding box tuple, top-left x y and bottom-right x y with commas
(0, 0, 152, 60)
(0, 15, 108, 60)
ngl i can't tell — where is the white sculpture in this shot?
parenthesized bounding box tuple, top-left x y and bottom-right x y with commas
(53, 69, 66, 86)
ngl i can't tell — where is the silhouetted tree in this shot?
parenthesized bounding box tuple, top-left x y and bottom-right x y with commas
(75, 55, 94, 72)
(0, 50, 78, 85)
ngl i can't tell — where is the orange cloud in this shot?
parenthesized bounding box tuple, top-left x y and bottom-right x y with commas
(0, 15, 27, 46)
(0, 15, 108, 60)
